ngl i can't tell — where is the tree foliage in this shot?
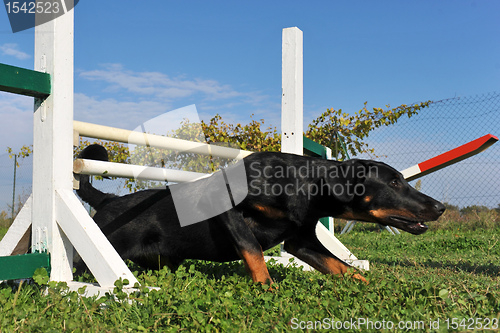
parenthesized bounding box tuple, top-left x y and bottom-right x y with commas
(7, 145, 32, 167)
(202, 114, 281, 153)
(306, 101, 431, 160)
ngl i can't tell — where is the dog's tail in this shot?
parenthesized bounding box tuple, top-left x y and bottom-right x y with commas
(75, 144, 117, 209)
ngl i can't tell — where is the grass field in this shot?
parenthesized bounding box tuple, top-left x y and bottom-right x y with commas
(0, 210, 499, 332)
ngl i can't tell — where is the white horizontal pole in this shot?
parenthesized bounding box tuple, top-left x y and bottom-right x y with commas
(74, 121, 253, 160)
(74, 158, 210, 183)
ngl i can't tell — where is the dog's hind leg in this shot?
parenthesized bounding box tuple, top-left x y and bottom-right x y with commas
(215, 210, 273, 285)
(284, 229, 367, 283)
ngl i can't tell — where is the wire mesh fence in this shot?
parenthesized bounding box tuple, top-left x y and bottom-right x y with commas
(0, 92, 498, 226)
(0, 153, 32, 228)
(360, 92, 500, 209)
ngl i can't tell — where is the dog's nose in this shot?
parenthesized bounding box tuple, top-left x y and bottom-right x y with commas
(434, 202, 446, 216)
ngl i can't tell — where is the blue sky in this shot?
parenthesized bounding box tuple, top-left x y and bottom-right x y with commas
(1, 0, 499, 149)
(0, 1, 499, 208)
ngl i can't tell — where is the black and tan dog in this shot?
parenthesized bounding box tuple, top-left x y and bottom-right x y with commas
(75, 144, 445, 284)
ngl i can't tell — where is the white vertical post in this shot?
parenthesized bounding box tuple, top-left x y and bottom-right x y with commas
(281, 27, 303, 155)
(32, 5, 75, 281)
(325, 147, 335, 232)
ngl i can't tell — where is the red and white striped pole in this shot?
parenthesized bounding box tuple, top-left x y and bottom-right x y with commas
(401, 134, 498, 181)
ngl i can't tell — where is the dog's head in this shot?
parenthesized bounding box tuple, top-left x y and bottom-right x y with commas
(330, 160, 445, 235)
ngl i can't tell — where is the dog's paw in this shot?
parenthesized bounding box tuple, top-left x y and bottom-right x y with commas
(352, 273, 368, 284)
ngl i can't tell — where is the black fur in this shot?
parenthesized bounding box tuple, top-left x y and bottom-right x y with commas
(75, 144, 445, 283)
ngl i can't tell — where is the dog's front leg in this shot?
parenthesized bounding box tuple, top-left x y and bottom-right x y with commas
(284, 232, 367, 283)
(240, 248, 273, 285)
(216, 210, 273, 285)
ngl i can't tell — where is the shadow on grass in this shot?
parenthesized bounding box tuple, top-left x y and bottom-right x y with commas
(187, 259, 306, 283)
(73, 257, 312, 287)
(125, 259, 305, 284)
(370, 257, 500, 277)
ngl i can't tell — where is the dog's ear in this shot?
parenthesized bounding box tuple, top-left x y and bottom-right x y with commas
(78, 144, 109, 161)
(77, 144, 111, 179)
(325, 159, 367, 203)
(336, 161, 357, 203)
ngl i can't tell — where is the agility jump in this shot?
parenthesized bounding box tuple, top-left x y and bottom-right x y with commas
(0, 8, 496, 294)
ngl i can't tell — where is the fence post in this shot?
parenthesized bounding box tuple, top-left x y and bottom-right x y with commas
(31, 6, 75, 281)
(281, 27, 303, 155)
(11, 155, 16, 221)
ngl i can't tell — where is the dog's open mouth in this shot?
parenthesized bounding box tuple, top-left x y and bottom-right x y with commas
(387, 216, 429, 235)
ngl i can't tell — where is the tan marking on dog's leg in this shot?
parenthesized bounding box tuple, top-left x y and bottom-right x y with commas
(323, 257, 367, 284)
(240, 249, 274, 285)
(322, 257, 349, 275)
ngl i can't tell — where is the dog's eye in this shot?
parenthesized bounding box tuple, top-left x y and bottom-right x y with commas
(389, 179, 400, 188)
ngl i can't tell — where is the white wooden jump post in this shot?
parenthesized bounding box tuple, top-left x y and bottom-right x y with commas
(281, 27, 303, 155)
(281, 28, 368, 269)
(0, 4, 141, 295)
(35, 5, 144, 294)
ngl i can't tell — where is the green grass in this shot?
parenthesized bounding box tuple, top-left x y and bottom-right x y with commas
(0, 226, 499, 332)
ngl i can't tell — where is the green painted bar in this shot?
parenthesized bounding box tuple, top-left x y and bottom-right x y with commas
(303, 137, 331, 230)
(319, 217, 329, 229)
(303, 136, 327, 158)
(0, 253, 51, 280)
(0, 63, 51, 98)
